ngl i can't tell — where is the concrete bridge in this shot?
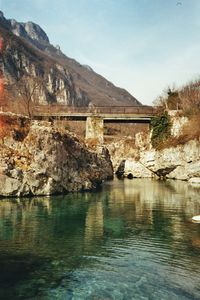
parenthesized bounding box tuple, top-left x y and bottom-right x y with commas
(33, 105, 156, 143)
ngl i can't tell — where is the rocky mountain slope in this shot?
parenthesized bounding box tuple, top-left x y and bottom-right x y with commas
(0, 11, 141, 107)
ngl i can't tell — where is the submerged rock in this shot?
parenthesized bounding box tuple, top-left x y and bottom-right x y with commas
(0, 121, 113, 197)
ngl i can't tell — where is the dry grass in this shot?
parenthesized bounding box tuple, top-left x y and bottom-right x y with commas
(154, 79, 200, 115)
(0, 114, 30, 142)
(182, 114, 200, 138)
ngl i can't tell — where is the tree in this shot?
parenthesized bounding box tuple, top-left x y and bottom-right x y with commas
(179, 79, 200, 114)
(166, 88, 181, 110)
(153, 86, 181, 111)
(14, 74, 43, 118)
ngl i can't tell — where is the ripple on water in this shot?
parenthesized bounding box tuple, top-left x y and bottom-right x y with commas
(0, 179, 200, 299)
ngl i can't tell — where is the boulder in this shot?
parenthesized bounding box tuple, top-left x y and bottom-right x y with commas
(123, 160, 153, 178)
(188, 177, 200, 187)
(0, 174, 22, 196)
(189, 177, 200, 184)
(0, 121, 113, 197)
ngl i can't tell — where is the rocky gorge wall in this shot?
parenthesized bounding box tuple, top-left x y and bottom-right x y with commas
(0, 118, 113, 197)
(107, 113, 200, 184)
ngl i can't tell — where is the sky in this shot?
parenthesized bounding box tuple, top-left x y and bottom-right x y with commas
(0, 0, 200, 105)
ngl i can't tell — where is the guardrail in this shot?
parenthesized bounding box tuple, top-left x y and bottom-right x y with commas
(33, 105, 156, 115)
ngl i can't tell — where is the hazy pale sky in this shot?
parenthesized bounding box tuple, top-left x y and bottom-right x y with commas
(1, 0, 200, 105)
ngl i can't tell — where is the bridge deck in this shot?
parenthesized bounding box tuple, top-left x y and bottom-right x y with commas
(33, 105, 155, 122)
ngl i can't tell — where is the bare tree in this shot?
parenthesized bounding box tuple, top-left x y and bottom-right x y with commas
(153, 86, 181, 111)
(179, 79, 200, 113)
(14, 74, 43, 118)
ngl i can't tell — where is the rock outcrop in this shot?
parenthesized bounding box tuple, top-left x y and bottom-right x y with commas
(114, 139, 200, 180)
(109, 113, 200, 181)
(0, 119, 113, 197)
(139, 139, 200, 179)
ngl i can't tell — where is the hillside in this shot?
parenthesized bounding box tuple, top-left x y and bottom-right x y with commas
(0, 11, 141, 107)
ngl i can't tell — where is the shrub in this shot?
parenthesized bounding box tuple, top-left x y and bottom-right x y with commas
(150, 112, 171, 148)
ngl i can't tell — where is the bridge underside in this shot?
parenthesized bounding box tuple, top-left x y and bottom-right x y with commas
(104, 119, 150, 124)
(35, 115, 151, 123)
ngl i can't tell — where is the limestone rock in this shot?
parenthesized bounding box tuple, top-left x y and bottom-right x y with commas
(189, 177, 200, 184)
(0, 121, 113, 197)
(123, 160, 153, 178)
(107, 113, 200, 181)
(139, 140, 200, 179)
(135, 131, 151, 151)
(168, 160, 200, 180)
(0, 174, 22, 196)
(106, 138, 140, 172)
(170, 115, 188, 137)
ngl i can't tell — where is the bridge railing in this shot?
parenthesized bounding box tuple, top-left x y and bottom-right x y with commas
(33, 105, 156, 116)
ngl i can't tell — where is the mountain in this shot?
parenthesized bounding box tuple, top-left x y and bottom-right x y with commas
(0, 11, 141, 107)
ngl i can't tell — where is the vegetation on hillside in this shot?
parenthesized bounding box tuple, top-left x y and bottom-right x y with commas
(152, 79, 200, 149)
(154, 79, 200, 115)
(150, 112, 171, 148)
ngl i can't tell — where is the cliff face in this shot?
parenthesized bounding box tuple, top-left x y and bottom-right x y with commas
(8, 19, 49, 45)
(0, 118, 113, 197)
(139, 139, 200, 180)
(0, 11, 141, 107)
(107, 113, 200, 183)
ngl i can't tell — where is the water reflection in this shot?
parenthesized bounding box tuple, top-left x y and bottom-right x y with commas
(0, 179, 200, 299)
(85, 201, 104, 243)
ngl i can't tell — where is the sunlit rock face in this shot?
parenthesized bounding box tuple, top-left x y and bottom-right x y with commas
(3, 45, 87, 106)
(123, 160, 153, 178)
(114, 139, 200, 180)
(9, 19, 49, 43)
(108, 115, 200, 181)
(0, 120, 113, 197)
(140, 140, 200, 179)
(170, 114, 188, 137)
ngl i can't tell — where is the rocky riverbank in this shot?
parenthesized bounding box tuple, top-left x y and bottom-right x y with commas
(107, 113, 200, 183)
(0, 119, 113, 197)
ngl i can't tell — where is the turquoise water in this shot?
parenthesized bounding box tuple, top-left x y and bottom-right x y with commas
(0, 179, 200, 299)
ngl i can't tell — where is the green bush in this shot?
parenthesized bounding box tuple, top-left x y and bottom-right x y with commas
(150, 112, 171, 148)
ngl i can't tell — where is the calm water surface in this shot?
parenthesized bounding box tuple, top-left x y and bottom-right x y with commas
(0, 179, 200, 299)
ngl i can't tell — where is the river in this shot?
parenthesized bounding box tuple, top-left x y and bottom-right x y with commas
(0, 179, 200, 299)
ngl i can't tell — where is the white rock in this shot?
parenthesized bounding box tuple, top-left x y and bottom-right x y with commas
(192, 215, 200, 223)
(171, 115, 188, 137)
(0, 174, 21, 196)
(124, 160, 153, 178)
(189, 177, 200, 184)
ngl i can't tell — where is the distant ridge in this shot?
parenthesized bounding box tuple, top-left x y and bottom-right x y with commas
(0, 11, 142, 107)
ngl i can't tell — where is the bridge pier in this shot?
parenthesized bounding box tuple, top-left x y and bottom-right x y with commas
(85, 116, 104, 145)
